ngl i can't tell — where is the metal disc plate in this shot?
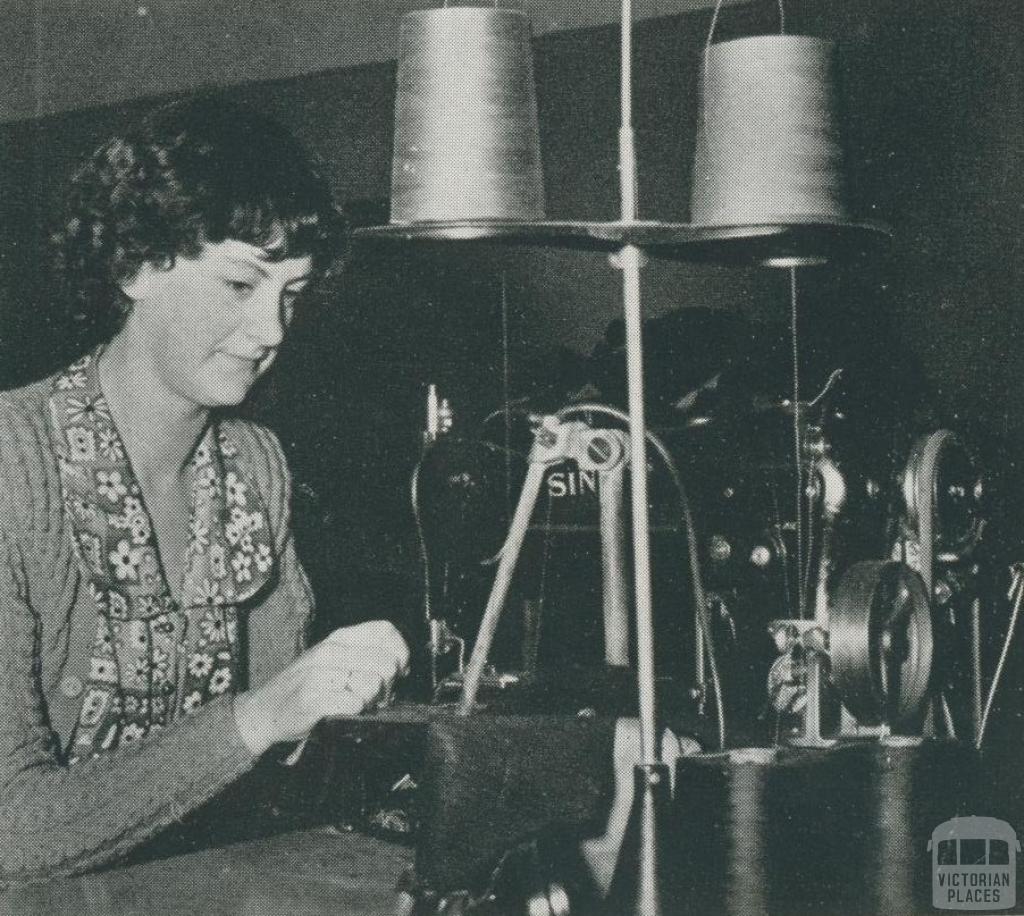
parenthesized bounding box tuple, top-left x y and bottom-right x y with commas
(830, 560, 934, 726)
(354, 219, 891, 265)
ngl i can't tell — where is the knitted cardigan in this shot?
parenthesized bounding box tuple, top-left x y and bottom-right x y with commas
(0, 374, 314, 882)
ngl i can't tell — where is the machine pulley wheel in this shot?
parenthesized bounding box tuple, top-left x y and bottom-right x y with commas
(901, 430, 982, 554)
(830, 560, 933, 726)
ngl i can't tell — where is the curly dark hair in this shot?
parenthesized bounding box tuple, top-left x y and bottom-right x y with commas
(52, 95, 348, 341)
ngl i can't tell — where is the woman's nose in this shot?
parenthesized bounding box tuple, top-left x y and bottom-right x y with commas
(246, 287, 287, 347)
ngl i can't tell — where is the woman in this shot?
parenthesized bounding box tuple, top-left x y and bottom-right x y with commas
(0, 97, 409, 880)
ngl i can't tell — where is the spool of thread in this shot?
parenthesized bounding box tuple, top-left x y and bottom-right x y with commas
(390, 7, 545, 223)
(671, 742, 981, 915)
(690, 36, 850, 227)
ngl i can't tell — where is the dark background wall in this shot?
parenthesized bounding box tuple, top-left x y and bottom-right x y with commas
(0, 0, 746, 124)
(1, 0, 1022, 653)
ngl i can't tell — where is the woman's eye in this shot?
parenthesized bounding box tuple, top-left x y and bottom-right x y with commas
(226, 279, 256, 296)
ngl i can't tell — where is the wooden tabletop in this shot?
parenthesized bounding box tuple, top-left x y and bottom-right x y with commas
(0, 828, 413, 916)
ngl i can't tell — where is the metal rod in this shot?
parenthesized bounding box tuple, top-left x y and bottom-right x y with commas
(971, 596, 982, 743)
(501, 271, 513, 517)
(695, 594, 706, 702)
(621, 245, 658, 767)
(804, 654, 824, 741)
(635, 764, 665, 915)
(459, 461, 547, 714)
(600, 463, 630, 666)
(616, 0, 656, 767)
(621, 0, 633, 134)
(617, 3, 661, 912)
(619, 0, 637, 222)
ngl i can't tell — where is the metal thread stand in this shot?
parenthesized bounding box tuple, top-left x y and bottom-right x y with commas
(608, 3, 666, 913)
(453, 6, 669, 888)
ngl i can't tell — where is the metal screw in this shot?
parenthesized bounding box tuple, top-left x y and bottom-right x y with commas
(587, 435, 613, 465)
(709, 535, 732, 562)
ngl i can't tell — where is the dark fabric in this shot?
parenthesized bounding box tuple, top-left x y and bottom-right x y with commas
(416, 714, 616, 893)
(311, 707, 616, 901)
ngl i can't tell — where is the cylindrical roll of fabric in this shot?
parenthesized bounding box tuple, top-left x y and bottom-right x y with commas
(390, 7, 545, 223)
(670, 741, 981, 916)
(866, 739, 982, 916)
(690, 36, 850, 227)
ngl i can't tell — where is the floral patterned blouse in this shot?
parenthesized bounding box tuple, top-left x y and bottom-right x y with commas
(48, 350, 277, 762)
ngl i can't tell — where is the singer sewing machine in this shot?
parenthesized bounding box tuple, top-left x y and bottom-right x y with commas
(414, 372, 995, 749)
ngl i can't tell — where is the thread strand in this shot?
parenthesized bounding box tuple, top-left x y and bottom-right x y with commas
(791, 267, 805, 618)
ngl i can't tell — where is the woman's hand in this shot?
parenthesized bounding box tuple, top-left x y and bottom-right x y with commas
(232, 620, 410, 756)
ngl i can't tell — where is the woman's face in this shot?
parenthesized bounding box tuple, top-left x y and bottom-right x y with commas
(121, 239, 314, 410)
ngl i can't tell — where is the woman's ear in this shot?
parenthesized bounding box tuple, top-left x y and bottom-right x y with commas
(119, 263, 157, 303)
